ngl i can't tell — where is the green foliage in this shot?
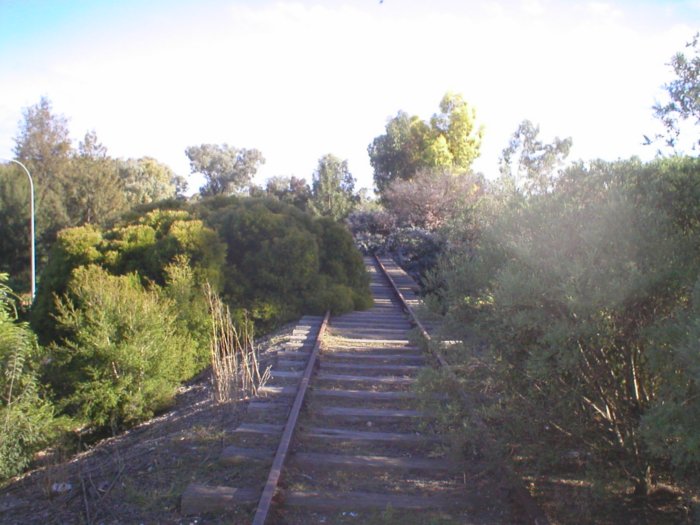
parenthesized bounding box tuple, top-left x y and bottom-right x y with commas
(2, 97, 184, 293)
(498, 119, 572, 195)
(316, 218, 372, 310)
(653, 33, 700, 149)
(32, 225, 104, 343)
(32, 210, 225, 345)
(12, 97, 73, 265)
(198, 197, 371, 328)
(369, 92, 483, 193)
(48, 265, 196, 431)
(309, 154, 359, 221)
(643, 277, 700, 472)
(186, 143, 265, 196)
(263, 175, 311, 211)
(162, 256, 212, 372)
(436, 156, 700, 492)
(117, 157, 185, 206)
(0, 274, 55, 480)
(0, 163, 33, 293)
(65, 130, 127, 226)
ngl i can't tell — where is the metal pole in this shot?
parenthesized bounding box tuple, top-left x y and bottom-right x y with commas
(2, 159, 35, 299)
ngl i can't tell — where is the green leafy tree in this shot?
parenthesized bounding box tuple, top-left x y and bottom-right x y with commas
(369, 92, 483, 192)
(117, 157, 185, 205)
(198, 196, 371, 327)
(368, 111, 432, 192)
(12, 97, 73, 259)
(186, 143, 265, 196)
(309, 154, 358, 220)
(498, 119, 572, 195)
(429, 92, 483, 169)
(653, 33, 700, 149)
(0, 163, 33, 292)
(264, 175, 311, 210)
(643, 277, 700, 472)
(66, 130, 127, 226)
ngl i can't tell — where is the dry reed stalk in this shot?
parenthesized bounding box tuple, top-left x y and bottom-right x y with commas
(205, 283, 269, 402)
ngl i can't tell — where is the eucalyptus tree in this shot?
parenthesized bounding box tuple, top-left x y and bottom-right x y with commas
(368, 92, 483, 193)
(309, 154, 358, 221)
(653, 33, 700, 149)
(186, 143, 265, 196)
(12, 97, 73, 247)
(499, 119, 572, 195)
(265, 175, 311, 210)
(117, 157, 185, 205)
(66, 130, 126, 226)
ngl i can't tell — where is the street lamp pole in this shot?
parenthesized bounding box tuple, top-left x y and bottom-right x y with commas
(2, 159, 35, 300)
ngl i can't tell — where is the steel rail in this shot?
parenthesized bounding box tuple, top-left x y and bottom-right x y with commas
(251, 310, 331, 525)
(373, 254, 550, 525)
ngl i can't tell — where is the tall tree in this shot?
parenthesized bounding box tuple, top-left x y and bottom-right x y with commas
(499, 119, 572, 195)
(309, 154, 357, 221)
(117, 157, 185, 206)
(368, 92, 483, 193)
(66, 130, 126, 226)
(429, 92, 483, 169)
(653, 33, 700, 149)
(0, 164, 32, 291)
(185, 144, 265, 196)
(12, 97, 73, 248)
(368, 111, 432, 193)
(265, 175, 311, 210)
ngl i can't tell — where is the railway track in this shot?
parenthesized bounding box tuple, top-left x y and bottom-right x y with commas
(181, 256, 527, 524)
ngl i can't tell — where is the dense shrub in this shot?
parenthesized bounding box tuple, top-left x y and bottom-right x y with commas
(32, 210, 225, 345)
(198, 197, 370, 328)
(435, 157, 700, 493)
(48, 265, 197, 431)
(32, 197, 370, 438)
(0, 274, 55, 480)
(317, 218, 372, 309)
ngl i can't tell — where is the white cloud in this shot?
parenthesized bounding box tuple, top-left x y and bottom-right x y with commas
(0, 1, 697, 192)
(587, 2, 623, 19)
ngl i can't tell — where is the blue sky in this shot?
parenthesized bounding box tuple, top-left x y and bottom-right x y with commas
(1, 0, 698, 192)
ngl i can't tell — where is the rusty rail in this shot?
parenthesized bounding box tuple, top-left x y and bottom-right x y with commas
(373, 254, 550, 525)
(251, 310, 331, 525)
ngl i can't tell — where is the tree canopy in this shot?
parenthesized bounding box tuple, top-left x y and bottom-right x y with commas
(309, 154, 358, 221)
(653, 33, 700, 149)
(368, 92, 483, 193)
(1, 98, 185, 294)
(498, 119, 572, 195)
(185, 143, 265, 196)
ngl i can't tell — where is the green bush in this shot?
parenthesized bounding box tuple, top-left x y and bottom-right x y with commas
(32, 197, 370, 436)
(198, 197, 370, 328)
(162, 255, 214, 372)
(0, 274, 55, 480)
(32, 210, 225, 345)
(48, 265, 197, 431)
(435, 156, 700, 493)
(643, 278, 700, 473)
(31, 225, 103, 343)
